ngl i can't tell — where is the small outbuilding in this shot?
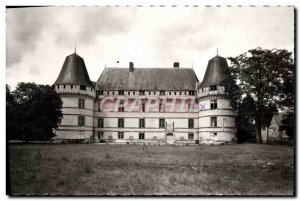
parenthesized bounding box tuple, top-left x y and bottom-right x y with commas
(261, 113, 294, 144)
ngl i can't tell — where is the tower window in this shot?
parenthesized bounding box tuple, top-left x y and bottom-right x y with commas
(159, 118, 165, 128)
(118, 132, 124, 139)
(78, 116, 85, 127)
(211, 100, 217, 110)
(98, 118, 104, 128)
(78, 99, 85, 109)
(210, 86, 217, 91)
(139, 133, 145, 140)
(118, 118, 124, 128)
(188, 119, 194, 128)
(211, 117, 217, 127)
(139, 119, 145, 128)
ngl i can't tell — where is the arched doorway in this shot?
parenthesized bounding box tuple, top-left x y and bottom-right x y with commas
(166, 133, 175, 144)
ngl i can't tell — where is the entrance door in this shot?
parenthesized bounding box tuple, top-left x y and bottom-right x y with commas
(166, 134, 175, 144)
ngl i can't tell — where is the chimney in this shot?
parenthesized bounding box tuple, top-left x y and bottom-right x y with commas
(173, 62, 179, 68)
(129, 62, 134, 72)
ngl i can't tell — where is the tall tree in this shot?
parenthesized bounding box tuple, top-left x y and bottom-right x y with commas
(6, 85, 17, 140)
(227, 48, 294, 143)
(8, 82, 63, 142)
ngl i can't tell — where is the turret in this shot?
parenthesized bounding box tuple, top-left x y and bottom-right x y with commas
(197, 55, 237, 144)
(53, 51, 96, 143)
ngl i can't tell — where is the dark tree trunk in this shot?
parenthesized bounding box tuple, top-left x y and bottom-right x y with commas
(256, 115, 263, 144)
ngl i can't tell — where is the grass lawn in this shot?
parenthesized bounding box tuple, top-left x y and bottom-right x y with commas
(8, 143, 294, 196)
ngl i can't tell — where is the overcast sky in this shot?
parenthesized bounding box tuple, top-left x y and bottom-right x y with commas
(6, 6, 294, 88)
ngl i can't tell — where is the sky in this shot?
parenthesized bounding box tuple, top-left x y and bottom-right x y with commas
(6, 6, 294, 88)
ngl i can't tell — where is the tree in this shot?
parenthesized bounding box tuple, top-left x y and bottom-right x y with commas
(6, 85, 17, 140)
(227, 48, 294, 143)
(236, 94, 256, 143)
(7, 82, 63, 142)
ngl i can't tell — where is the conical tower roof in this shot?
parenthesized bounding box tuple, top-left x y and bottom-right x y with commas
(54, 53, 93, 88)
(199, 55, 229, 89)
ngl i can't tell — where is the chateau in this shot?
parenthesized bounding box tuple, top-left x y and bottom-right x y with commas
(53, 51, 237, 144)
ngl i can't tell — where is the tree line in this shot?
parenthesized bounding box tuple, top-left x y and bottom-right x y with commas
(6, 83, 62, 142)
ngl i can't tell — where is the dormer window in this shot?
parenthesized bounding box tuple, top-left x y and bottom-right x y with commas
(210, 85, 217, 91)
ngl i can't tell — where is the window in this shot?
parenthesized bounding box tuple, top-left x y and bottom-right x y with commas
(112, 91, 114, 95)
(99, 91, 103, 95)
(180, 136, 184, 141)
(139, 90, 145, 95)
(159, 100, 164, 112)
(98, 118, 104, 128)
(118, 100, 124, 112)
(139, 133, 145, 139)
(80, 85, 86, 90)
(118, 132, 124, 139)
(119, 91, 124, 95)
(78, 116, 85, 126)
(188, 103, 193, 112)
(169, 92, 171, 95)
(78, 99, 85, 109)
(153, 136, 157, 140)
(189, 91, 195, 95)
(141, 101, 145, 112)
(98, 131, 103, 139)
(133, 92, 135, 95)
(211, 100, 217, 110)
(188, 119, 194, 128)
(108, 135, 113, 140)
(210, 85, 217, 91)
(71, 85, 73, 89)
(64, 85, 66, 89)
(159, 91, 165, 95)
(118, 118, 124, 128)
(188, 133, 194, 140)
(159, 118, 165, 128)
(211, 117, 217, 127)
(139, 119, 145, 128)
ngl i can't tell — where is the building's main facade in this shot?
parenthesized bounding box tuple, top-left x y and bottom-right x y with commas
(53, 52, 237, 144)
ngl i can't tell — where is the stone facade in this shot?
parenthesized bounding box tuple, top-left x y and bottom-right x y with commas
(53, 52, 237, 144)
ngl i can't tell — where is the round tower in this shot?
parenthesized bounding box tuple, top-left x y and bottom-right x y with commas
(197, 55, 237, 144)
(53, 52, 96, 142)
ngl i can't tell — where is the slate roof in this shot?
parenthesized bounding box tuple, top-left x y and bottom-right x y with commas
(54, 53, 94, 88)
(273, 113, 294, 127)
(96, 68, 199, 91)
(199, 55, 230, 88)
